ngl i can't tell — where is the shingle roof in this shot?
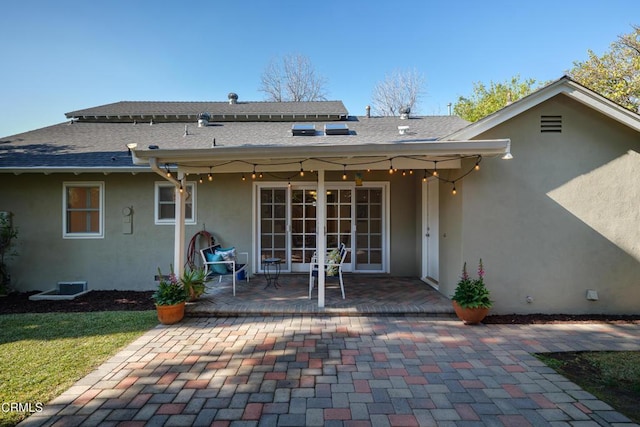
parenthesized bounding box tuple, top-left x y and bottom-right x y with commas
(1, 103, 469, 170)
(65, 101, 350, 122)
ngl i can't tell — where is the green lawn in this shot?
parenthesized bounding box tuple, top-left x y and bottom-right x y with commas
(537, 351, 640, 423)
(0, 311, 158, 427)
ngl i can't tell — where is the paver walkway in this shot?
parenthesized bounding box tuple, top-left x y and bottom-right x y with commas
(20, 316, 639, 426)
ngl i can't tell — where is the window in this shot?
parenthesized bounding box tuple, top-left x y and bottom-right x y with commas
(155, 182, 196, 224)
(63, 182, 104, 238)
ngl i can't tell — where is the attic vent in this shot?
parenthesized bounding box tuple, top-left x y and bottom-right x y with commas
(324, 123, 350, 135)
(541, 115, 562, 133)
(292, 124, 316, 136)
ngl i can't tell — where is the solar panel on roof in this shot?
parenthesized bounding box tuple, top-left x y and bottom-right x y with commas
(324, 123, 350, 135)
(292, 124, 316, 136)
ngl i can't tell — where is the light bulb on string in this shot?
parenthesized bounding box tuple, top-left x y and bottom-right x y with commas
(342, 164, 347, 180)
(208, 166, 213, 182)
(198, 175, 203, 184)
(299, 162, 305, 177)
(422, 170, 427, 182)
(251, 165, 257, 179)
(452, 184, 457, 195)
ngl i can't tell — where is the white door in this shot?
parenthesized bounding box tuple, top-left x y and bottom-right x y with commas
(421, 179, 439, 287)
(257, 182, 388, 274)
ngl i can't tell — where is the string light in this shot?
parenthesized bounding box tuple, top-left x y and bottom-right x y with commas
(165, 166, 171, 178)
(432, 161, 438, 177)
(402, 170, 406, 177)
(179, 185, 184, 193)
(208, 166, 213, 182)
(422, 170, 428, 182)
(252, 165, 257, 179)
(452, 183, 457, 195)
(198, 175, 203, 184)
(342, 164, 347, 180)
(242, 174, 246, 181)
(389, 159, 394, 174)
(300, 162, 305, 177)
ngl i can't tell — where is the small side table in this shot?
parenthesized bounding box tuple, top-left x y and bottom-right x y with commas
(262, 258, 282, 289)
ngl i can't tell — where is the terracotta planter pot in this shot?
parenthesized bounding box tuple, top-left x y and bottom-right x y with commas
(156, 302, 186, 325)
(452, 301, 489, 325)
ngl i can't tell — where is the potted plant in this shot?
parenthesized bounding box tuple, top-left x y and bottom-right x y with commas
(153, 265, 188, 325)
(181, 266, 207, 301)
(0, 212, 18, 296)
(451, 259, 492, 324)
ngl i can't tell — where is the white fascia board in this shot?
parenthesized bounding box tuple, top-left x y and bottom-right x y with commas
(0, 167, 151, 174)
(132, 139, 510, 166)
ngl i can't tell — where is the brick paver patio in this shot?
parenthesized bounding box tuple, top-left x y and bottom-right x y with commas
(20, 315, 640, 426)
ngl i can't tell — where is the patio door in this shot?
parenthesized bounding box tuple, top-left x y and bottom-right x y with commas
(256, 183, 387, 273)
(421, 178, 439, 287)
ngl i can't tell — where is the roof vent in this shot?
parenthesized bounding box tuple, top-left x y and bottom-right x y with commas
(398, 125, 409, 135)
(228, 93, 238, 105)
(400, 106, 411, 120)
(541, 115, 562, 133)
(324, 123, 350, 135)
(197, 112, 211, 127)
(292, 124, 316, 136)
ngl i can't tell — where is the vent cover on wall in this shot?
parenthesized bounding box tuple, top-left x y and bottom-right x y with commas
(541, 115, 562, 133)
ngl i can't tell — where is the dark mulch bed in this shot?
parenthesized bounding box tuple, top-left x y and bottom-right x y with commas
(1, 291, 639, 323)
(0, 290, 155, 314)
(484, 313, 640, 324)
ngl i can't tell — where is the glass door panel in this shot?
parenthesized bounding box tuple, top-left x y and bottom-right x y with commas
(259, 188, 288, 266)
(355, 188, 383, 271)
(326, 188, 352, 268)
(290, 188, 316, 271)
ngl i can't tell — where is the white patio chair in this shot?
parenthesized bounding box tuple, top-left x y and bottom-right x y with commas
(200, 245, 249, 296)
(308, 243, 348, 299)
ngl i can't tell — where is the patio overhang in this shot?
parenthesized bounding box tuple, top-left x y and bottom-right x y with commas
(130, 139, 511, 173)
(131, 138, 511, 308)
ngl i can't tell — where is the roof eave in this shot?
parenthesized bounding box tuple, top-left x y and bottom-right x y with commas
(443, 76, 640, 140)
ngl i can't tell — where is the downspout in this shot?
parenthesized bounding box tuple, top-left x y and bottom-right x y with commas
(149, 158, 186, 278)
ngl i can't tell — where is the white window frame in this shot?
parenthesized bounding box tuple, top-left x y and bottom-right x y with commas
(62, 181, 105, 239)
(154, 181, 197, 225)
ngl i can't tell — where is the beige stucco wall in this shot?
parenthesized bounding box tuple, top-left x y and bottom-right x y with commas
(0, 173, 254, 292)
(1, 169, 423, 292)
(455, 94, 640, 314)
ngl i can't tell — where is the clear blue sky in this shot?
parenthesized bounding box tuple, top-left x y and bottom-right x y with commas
(1, 1, 638, 137)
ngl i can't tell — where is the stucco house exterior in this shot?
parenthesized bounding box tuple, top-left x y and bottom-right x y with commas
(1, 76, 638, 314)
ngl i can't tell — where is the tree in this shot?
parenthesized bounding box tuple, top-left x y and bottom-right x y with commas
(569, 25, 640, 111)
(259, 53, 328, 102)
(453, 76, 538, 122)
(370, 68, 426, 116)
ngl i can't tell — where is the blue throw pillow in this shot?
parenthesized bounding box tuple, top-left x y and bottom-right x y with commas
(205, 252, 228, 275)
(215, 247, 236, 272)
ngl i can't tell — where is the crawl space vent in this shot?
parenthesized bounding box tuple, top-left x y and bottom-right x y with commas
(541, 115, 562, 133)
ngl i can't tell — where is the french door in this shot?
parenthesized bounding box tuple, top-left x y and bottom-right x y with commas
(256, 183, 387, 273)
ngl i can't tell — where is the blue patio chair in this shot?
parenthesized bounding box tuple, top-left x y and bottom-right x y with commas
(199, 245, 249, 296)
(309, 243, 347, 299)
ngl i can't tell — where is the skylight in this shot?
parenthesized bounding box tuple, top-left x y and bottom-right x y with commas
(292, 124, 316, 136)
(324, 123, 350, 135)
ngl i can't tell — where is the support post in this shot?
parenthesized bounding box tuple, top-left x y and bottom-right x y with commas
(174, 172, 186, 278)
(317, 169, 326, 308)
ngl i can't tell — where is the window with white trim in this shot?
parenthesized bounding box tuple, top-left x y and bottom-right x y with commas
(155, 182, 196, 225)
(63, 182, 104, 238)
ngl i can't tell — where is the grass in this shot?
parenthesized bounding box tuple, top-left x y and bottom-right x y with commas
(0, 311, 158, 427)
(537, 351, 640, 423)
